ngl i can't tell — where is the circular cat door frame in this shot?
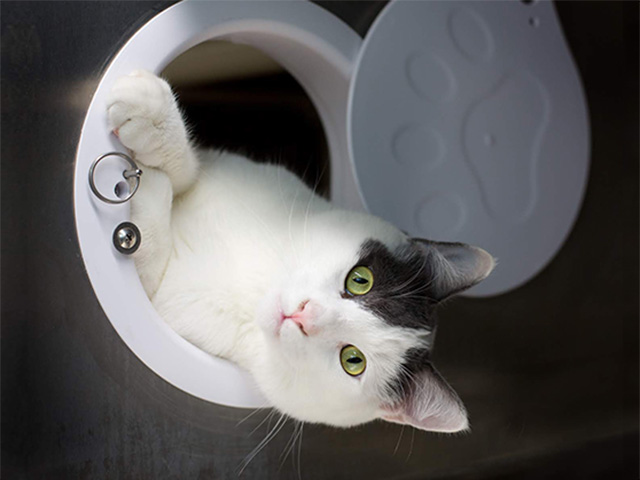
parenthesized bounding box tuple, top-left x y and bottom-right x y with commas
(74, 0, 363, 408)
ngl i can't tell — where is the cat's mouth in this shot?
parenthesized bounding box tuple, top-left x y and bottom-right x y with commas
(279, 309, 309, 336)
(282, 317, 308, 336)
(276, 299, 311, 337)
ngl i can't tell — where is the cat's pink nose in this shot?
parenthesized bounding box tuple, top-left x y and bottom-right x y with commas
(283, 300, 310, 335)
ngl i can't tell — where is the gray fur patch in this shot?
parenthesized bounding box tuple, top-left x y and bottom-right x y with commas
(345, 239, 438, 330)
(343, 239, 442, 399)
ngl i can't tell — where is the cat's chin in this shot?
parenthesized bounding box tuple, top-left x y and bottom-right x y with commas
(262, 313, 309, 347)
(272, 398, 381, 428)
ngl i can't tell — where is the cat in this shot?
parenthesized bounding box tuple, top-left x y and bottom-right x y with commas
(106, 70, 495, 433)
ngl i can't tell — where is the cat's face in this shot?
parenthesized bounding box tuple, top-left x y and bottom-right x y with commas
(254, 210, 494, 431)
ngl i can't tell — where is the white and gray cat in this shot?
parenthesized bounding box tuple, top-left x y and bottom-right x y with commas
(106, 70, 495, 433)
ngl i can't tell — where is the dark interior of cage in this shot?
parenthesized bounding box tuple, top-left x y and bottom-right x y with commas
(162, 41, 331, 198)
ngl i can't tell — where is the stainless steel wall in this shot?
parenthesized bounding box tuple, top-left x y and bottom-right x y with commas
(2, 2, 637, 479)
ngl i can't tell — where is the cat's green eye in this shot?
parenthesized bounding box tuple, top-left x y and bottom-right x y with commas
(340, 345, 367, 376)
(345, 266, 374, 296)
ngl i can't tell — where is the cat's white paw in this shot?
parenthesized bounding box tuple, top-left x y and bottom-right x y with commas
(106, 70, 178, 165)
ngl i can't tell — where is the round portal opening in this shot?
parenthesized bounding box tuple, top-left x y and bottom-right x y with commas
(161, 41, 330, 197)
(74, 0, 363, 409)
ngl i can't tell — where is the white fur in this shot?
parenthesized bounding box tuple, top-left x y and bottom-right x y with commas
(106, 71, 459, 430)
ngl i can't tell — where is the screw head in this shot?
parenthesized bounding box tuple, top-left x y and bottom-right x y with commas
(113, 222, 141, 254)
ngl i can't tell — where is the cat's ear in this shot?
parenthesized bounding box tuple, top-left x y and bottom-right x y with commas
(380, 364, 468, 433)
(413, 239, 495, 301)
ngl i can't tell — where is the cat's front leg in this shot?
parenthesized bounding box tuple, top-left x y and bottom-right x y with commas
(107, 71, 197, 296)
(106, 70, 198, 195)
(129, 167, 173, 297)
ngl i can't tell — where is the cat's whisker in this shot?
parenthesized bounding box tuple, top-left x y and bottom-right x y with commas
(422, 269, 443, 290)
(274, 160, 296, 263)
(278, 420, 302, 469)
(287, 158, 317, 266)
(388, 258, 429, 295)
(295, 422, 304, 480)
(288, 180, 308, 268)
(389, 283, 429, 297)
(390, 269, 445, 301)
(389, 287, 430, 301)
(405, 427, 416, 462)
(239, 412, 288, 475)
(302, 162, 327, 253)
(287, 188, 299, 267)
(236, 404, 270, 427)
(248, 408, 277, 437)
(391, 363, 419, 400)
(302, 185, 316, 254)
(393, 424, 406, 455)
(278, 421, 297, 465)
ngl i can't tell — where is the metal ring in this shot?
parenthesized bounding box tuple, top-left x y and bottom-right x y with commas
(88, 152, 142, 205)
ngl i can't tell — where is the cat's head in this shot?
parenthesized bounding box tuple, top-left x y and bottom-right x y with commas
(254, 210, 494, 432)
